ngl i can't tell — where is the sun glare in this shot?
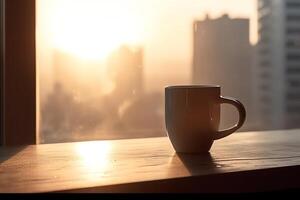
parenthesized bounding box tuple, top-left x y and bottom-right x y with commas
(76, 141, 112, 174)
(49, 0, 143, 60)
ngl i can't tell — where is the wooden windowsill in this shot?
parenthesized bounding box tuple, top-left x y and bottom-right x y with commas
(1, 129, 300, 193)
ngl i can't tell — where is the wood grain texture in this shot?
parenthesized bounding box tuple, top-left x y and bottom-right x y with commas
(0, 129, 300, 193)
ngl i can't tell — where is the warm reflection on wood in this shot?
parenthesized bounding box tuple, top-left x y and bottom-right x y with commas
(0, 129, 300, 193)
(76, 142, 111, 173)
(74, 141, 112, 181)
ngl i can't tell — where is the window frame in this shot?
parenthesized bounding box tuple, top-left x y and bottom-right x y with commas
(1, 0, 36, 146)
(2, 0, 296, 146)
(1, 0, 4, 145)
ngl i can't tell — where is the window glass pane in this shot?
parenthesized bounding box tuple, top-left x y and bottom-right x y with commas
(37, 0, 300, 144)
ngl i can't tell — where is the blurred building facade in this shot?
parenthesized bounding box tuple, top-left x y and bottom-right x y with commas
(255, 0, 300, 130)
(105, 46, 164, 137)
(107, 46, 145, 100)
(192, 14, 256, 131)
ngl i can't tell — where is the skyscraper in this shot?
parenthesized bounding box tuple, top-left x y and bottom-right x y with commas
(193, 14, 255, 131)
(256, 0, 300, 129)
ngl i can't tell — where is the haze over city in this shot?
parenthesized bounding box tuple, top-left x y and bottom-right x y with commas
(36, 0, 300, 143)
(37, 0, 257, 94)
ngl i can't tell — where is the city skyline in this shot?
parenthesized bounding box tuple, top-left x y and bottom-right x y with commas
(37, 0, 257, 95)
(39, 13, 258, 143)
(36, 0, 300, 143)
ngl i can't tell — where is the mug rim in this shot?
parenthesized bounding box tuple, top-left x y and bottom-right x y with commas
(166, 85, 221, 89)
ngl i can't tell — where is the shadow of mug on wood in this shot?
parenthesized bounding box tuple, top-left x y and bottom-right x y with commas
(165, 85, 246, 153)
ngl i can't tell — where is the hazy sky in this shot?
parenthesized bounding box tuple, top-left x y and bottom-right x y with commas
(37, 0, 257, 92)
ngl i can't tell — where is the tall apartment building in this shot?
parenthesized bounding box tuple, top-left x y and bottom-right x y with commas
(193, 14, 255, 131)
(255, 0, 300, 129)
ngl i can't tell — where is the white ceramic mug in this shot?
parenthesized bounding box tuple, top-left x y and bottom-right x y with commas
(165, 85, 246, 153)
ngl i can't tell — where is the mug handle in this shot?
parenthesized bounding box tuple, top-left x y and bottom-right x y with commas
(213, 96, 246, 140)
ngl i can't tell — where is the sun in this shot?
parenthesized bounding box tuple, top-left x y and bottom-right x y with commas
(48, 0, 143, 60)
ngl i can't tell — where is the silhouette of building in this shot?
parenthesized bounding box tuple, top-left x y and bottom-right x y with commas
(192, 14, 255, 131)
(100, 45, 165, 137)
(107, 46, 144, 100)
(255, 0, 300, 129)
